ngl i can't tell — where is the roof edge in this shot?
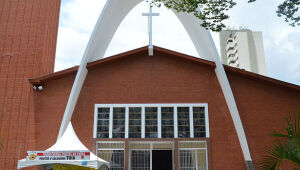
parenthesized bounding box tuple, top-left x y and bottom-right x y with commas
(29, 66, 79, 85)
(29, 46, 216, 85)
(28, 46, 300, 93)
(224, 65, 300, 92)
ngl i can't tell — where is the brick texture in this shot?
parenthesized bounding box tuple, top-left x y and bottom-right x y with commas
(32, 50, 300, 169)
(0, 0, 61, 169)
(34, 51, 245, 169)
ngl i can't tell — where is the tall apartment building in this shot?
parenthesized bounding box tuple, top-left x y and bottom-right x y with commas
(0, 0, 61, 169)
(219, 30, 267, 75)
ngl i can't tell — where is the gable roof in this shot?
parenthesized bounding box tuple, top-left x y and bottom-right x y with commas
(29, 46, 300, 92)
(29, 46, 216, 84)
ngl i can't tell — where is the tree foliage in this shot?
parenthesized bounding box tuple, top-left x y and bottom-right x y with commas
(148, 0, 236, 32)
(250, 0, 300, 27)
(257, 112, 300, 170)
(148, 0, 300, 31)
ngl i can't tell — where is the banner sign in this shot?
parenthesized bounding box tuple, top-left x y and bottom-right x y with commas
(26, 151, 90, 161)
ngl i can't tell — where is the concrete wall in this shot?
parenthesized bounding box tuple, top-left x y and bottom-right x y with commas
(219, 30, 267, 76)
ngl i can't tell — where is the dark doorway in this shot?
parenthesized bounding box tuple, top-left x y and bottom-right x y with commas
(152, 150, 173, 170)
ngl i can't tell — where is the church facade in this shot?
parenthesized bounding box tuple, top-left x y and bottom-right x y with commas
(1, 0, 300, 169)
(29, 46, 300, 170)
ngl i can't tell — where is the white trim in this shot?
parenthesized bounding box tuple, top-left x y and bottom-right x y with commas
(158, 107, 162, 138)
(150, 149, 153, 170)
(195, 150, 199, 170)
(96, 141, 125, 144)
(109, 106, 113, 138)
(95, 104, 208, 107)
(204, 104, 210, 138)
(174, 107, 178, 138)
(94, 104, 209, 140)
(178, 141, 207, 144)
(189, 106, 194, 138)
(125, 107, 129, 138)
(93, 105, 97, 138)
(142, 107, 145, 138)
(205, 147, 209, 170)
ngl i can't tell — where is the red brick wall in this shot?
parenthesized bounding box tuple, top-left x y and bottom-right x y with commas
(32, 50, 300, 169)
(227, 72, 300, 168)
(34, 51, 245, 169)
(0, 0, 61, 169)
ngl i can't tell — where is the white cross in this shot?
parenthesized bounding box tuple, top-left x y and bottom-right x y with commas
(142, 6, 159, 56)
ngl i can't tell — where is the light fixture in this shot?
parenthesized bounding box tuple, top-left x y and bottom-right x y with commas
(38, 85, 43, 91)
(33, 85, 37, 91)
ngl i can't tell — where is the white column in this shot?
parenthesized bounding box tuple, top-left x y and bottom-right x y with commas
(189, 106, 194, 138)
(142, 107, 145, 138)
(205, 106, 210, 138)
(109, 106, 113, 138)
(174, 107, 178, 138)
(93, 105, 98, 138)
(125, 107, 129, 138)
(158, 107, 162, 138)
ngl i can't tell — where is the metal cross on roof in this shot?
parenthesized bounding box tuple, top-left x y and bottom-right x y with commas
(142, 5, 159, 56)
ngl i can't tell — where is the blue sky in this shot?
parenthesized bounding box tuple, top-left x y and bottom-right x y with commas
(55, 0, 300, 86)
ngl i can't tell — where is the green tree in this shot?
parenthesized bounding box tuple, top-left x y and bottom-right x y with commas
(250, 0, 300, 27)
(257, 112, 300, 170)
(148, 0, 300, 31)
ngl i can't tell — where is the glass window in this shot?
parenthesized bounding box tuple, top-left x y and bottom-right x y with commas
(113, 107, 125, 138)
(129, 107, 142, 138)
(145, 107, 158, 138)
(97, 108, 110, 138)
(97, 143, 125, 170)
(179, 142, 207, 170)
(131, 150, 150, 170)
(193, 107, 206, 138)
(95, 104, 208, 139)
(179, 150, 196, 170)
(177, 107, 190, 138)
(161, 107, 174, 138)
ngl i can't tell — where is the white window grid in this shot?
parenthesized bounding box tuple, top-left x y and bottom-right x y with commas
(94, 104, 209, 139)
(178, 141, 208, 170)
(96, 142, 125, 170)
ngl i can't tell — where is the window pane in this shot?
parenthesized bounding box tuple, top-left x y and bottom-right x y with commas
(161, 107, 174, 138)
(97, 107, 110, 138)
(145, 107, 157, 138)
(179, 150, 196, 170)
(179, 142, 208, 170)
(129, 107, 141, 138)
(193, 107, 206, 138)
(177, 107, 190, 138)
(131, 150, 150, 170)
(98, 150, 124, 170)
(113, 107, 125, 138)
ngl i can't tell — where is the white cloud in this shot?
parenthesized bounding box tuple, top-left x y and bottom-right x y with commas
(55, 0, 300, 85)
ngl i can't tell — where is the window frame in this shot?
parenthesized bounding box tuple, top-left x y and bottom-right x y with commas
(94, 104, 209, 139)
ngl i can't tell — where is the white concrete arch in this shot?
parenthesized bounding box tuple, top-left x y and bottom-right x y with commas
(58, 0, 253, 168)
